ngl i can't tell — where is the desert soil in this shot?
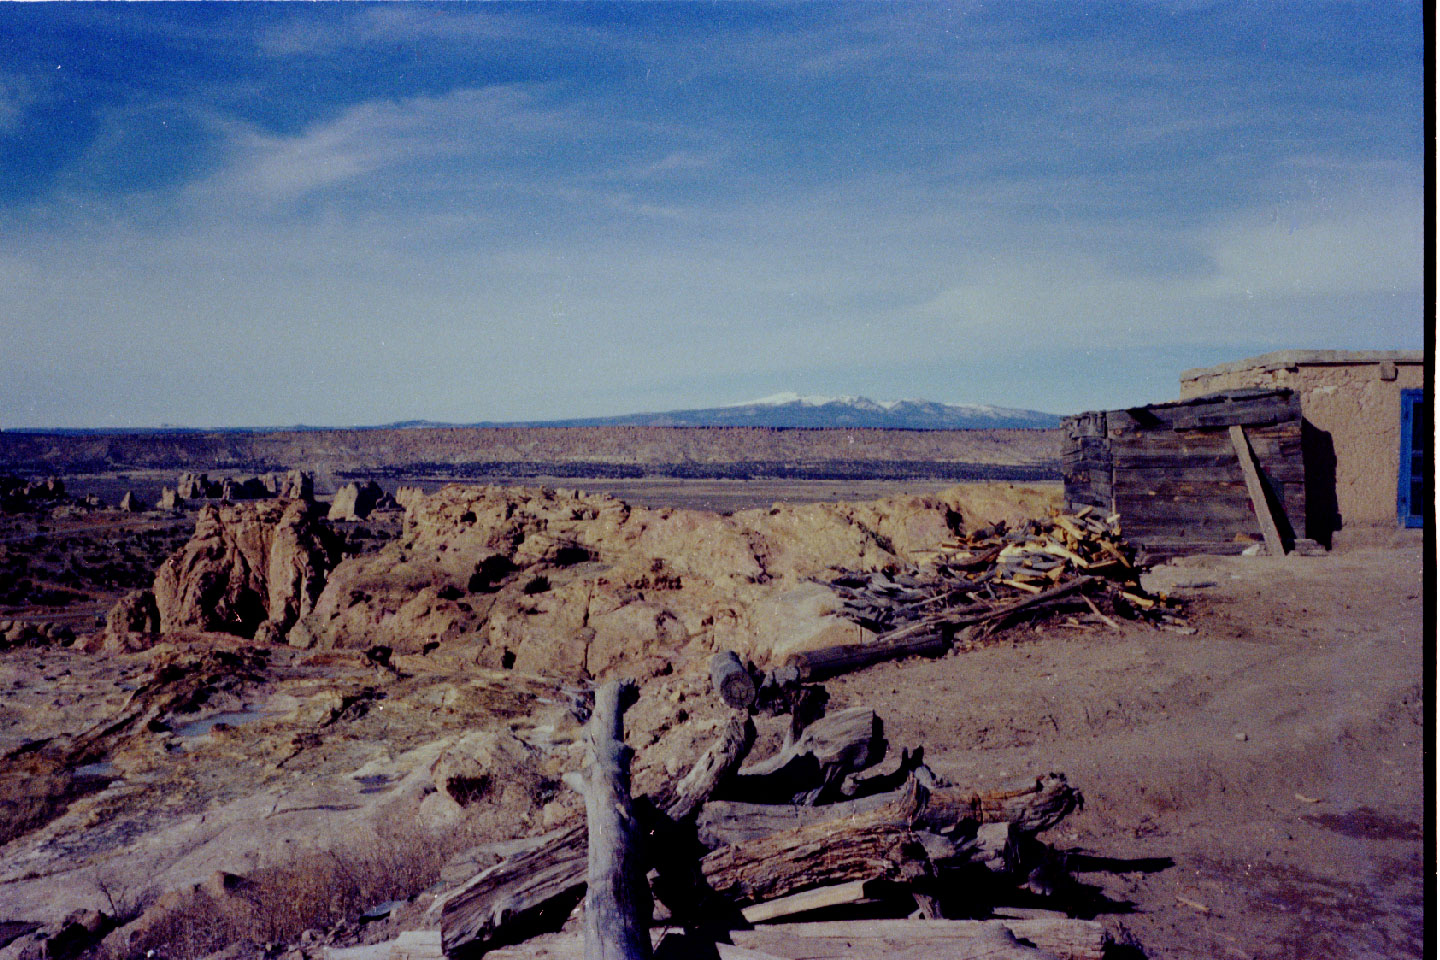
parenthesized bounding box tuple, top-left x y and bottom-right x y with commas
(826, 540, 1426, 959)
(0, 477, 1426, 960)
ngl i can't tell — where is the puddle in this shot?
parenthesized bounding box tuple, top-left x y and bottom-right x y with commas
(174, 707, 272, 739)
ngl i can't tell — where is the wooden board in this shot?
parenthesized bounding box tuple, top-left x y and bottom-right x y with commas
(1229, 425, 1285, 556)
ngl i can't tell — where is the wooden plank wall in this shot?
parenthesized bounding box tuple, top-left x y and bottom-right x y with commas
(1062, 390, 1306, 561)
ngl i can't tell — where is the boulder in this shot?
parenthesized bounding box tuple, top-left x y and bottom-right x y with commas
(103, 589, 160, 650)
(152, 500, 343, 640)
(157, 487, 184, 511)
(117, 491, 145, 513)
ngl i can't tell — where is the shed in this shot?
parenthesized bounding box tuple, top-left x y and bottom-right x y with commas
(1062, 389, 1306, 561)
(1179, 350, 1426, 537)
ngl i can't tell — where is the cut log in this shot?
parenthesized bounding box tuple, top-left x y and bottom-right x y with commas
(785, 630, 948, 681)
(722, 706, 885, 804)
(664, 713, 755, 822)
(580, 679, 652, 960)
(710, 651, 758, 710)
(730, 918, 1110, 960)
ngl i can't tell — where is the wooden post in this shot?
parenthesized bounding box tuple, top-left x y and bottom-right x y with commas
(1229, 425, 1286, 556)
(581, 679, 653, 960)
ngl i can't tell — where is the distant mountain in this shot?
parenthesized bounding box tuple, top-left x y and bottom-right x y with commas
(484, 393, 1062, 430)
(4, 395, 1062, 435)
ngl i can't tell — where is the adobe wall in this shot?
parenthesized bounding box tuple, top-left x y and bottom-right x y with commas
(1180, 351, 1424, 532)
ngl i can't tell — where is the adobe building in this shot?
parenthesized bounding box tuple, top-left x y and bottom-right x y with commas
(1178, 350, 1426, 544)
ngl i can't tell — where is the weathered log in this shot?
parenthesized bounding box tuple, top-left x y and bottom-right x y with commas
(580, 679, 652, 960)
(722, 706, 885, 805)
(697, 772, 1081, 850)
(710, 651, 757, 710)
(699, 780, 929, 904)
(664, 713, 755, 822)
(917, 773, 1083, 837)
(730, 918, 1110, 960)
(793, 579, 1102, 681)
(785, 630, 948, 681)
(435, 824, 588, 956)
(696, 788, 908, 850)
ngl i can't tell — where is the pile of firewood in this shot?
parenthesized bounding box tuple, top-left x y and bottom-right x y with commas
(422, 659, 1127, 960)
(787, 510, 1188, 682)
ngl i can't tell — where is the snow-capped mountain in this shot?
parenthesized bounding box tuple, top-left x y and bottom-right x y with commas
(493, 394, 1061, 430)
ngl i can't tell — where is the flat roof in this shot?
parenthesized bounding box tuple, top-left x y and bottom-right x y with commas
(1180, 349, 1425, 381)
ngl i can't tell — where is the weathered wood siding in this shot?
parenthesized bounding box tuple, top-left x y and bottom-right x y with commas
(1063, 390, 1306, 560)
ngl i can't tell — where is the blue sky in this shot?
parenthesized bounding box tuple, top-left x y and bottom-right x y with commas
(0, 2, 1426, 428)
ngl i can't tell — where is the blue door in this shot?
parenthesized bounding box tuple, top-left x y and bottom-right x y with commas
(1398, 389, 1426, 527)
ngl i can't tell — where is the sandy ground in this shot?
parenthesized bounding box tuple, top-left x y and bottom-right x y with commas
(824, 538, 1426, 959)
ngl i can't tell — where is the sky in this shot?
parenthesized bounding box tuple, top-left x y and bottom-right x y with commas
(0, 2, 1427, 428)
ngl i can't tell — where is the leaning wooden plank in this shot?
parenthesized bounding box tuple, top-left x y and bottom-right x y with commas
(739, 879, 879, 924)
(579, 679, 652, 960)
(436, 825, 588, 956)
(1229, 425, 1286, 556)
(730, 918, 1110, 960)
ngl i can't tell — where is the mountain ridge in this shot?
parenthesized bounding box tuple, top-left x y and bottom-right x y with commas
(5, 396, 1063, 434)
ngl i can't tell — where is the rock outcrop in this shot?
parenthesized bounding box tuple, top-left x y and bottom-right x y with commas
(327, 480, 392, 521)
(150, 500, 343, 640)
(271, 469, 314, 501)
(296, 483, 1057, 677)
(102, 589, 160, 651)
(118, 491, 145, 513)
(176, 473, 215, 499)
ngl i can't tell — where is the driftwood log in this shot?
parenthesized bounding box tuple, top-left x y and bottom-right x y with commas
(436, 825, 588, 956)
(722, 706, 884, 805)
(698, 773, 1082, 850)
(700, 780, 930, 904)
(579, 679, 652, 960)
(664, 713, 755, 822)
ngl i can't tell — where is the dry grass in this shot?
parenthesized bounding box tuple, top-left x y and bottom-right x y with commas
(100, 818, 489, 960)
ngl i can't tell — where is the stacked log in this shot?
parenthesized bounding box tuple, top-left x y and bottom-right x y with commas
(433, 663, 1113, 959)
(788, 510, 1189, 680)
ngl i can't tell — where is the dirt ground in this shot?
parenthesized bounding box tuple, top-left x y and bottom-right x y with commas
(825, 537, 1427, 959)
(0, 477, 1427, 960)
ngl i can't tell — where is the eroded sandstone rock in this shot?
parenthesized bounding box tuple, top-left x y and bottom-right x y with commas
(151, 500, 342, 640)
